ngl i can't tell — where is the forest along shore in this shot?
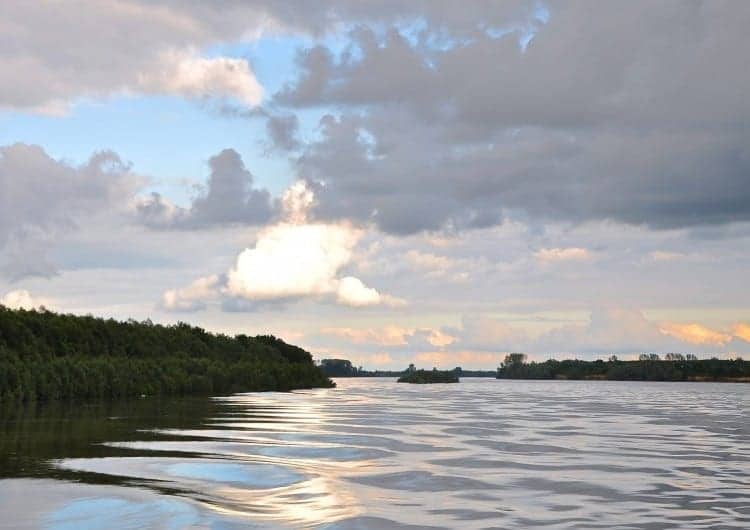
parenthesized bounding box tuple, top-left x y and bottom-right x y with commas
(496, 353, 750, 382)
(0, 306, 333, 402)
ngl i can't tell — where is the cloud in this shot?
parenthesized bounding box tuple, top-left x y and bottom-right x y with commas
(161, 181, 400, 310)
(8, 2, 750, 234)
(321, 326, 412, 346)
(368, 353, 394, 366)
(447, 314, 531, 353)
(404, 250, 472, 282)
(442, 308, 750, 359)
(226, 221, 360, 301)
(271, 3, 750, 234)
(136, 149, 274, 229)
(138, 50, 263, 106)
(265, 113, 300, 151)
(336, 276, 382, 307)
(659, 323, 733, 347)
(415, 351, 505, 368)
(535, 247, 590, 263)
(160, 274, 221, 312)
(0, 289, 51, 310)
(0, 143, 139, 278)
(649, 251, 685, 262)
(733, 323, 750, 343)
(1, 2, 274, 112)
(320, 325, 448, 348)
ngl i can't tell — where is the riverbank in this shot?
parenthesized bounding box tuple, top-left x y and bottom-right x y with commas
(0, 306, 333, 402)
(497, 356, 749, 382)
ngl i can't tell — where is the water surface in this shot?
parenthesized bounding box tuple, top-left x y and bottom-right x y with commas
(1, 378, 748, 529)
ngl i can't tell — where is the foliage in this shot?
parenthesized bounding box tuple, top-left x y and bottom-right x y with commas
(0, 306, 333, 402)
(496, 354, 749, 382)
(397, 369, 459, 384)
(319, 358, 359, 377)
(321, 360, 496, 378)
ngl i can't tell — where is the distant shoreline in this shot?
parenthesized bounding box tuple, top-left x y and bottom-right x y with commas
(322, 355, 749, 384)
(496, 356, 749, 383)
(332, 375, 750, 383)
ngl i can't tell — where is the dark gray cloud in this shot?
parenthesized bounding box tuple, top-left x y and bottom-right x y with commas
(1, 1, 528, 111)
(272, 1, 750, 234)
(265, 113, 300, 151)
(136, 148, 274, 229)
(0, 143, 137, 278)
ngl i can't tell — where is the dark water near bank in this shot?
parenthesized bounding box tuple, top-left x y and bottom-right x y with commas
(0, 378, 749, 529)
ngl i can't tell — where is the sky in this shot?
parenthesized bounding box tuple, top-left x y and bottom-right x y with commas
(1, 1, 750, 369)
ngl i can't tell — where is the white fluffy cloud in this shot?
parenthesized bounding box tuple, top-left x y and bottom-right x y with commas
(162, 181, 401, 310)
(226, 221, 361, 301)
(335, 276, 382, 307)
(0, 289, 51, 310)
(161, 274, 221, 312)
(137, 50, 263, 106)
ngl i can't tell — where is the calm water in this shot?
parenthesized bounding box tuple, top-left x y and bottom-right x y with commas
(0, 378, 749, 529)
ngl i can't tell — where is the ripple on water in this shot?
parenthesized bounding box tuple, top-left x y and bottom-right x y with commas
(56, 457, 305, 489)
(2, 378, 749, 529)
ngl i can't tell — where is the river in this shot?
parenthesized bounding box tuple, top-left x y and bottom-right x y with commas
(1, 378, 748, 529)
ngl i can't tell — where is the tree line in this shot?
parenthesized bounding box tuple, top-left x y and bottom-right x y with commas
(318, 359, 496, 378)
(0, 306, 333, 402)
(496, 353, 749, 382)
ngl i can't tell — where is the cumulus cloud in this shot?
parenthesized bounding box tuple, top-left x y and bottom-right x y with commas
(336, 276, 382, 307)
(1, 2, 273, 112)
(136, 149, 274, 229)
(272, 3, 750, 234)
(0, 289, 51, 310)
(9, 1, 531, 112)
(160, 274, 221, 312)
(8, 3, 750, 237)
(265, 113, 300, 151)
(0, 143, 138, 278)
(138, 50, 263, 106)
(161, 181, 401, 310)
(225, 221, 360, 301)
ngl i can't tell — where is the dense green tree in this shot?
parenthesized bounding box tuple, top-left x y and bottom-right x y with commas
(397, 369, 459, 384)
(495, 354, 750, 382)
(0, 306, 333, 402)
(319, 359, 358, 377)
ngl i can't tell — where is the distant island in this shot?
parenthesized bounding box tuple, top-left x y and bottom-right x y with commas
(497, 353, 750, 382)
(397, 369, 459, 384)
(0, 306, 334, 402)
